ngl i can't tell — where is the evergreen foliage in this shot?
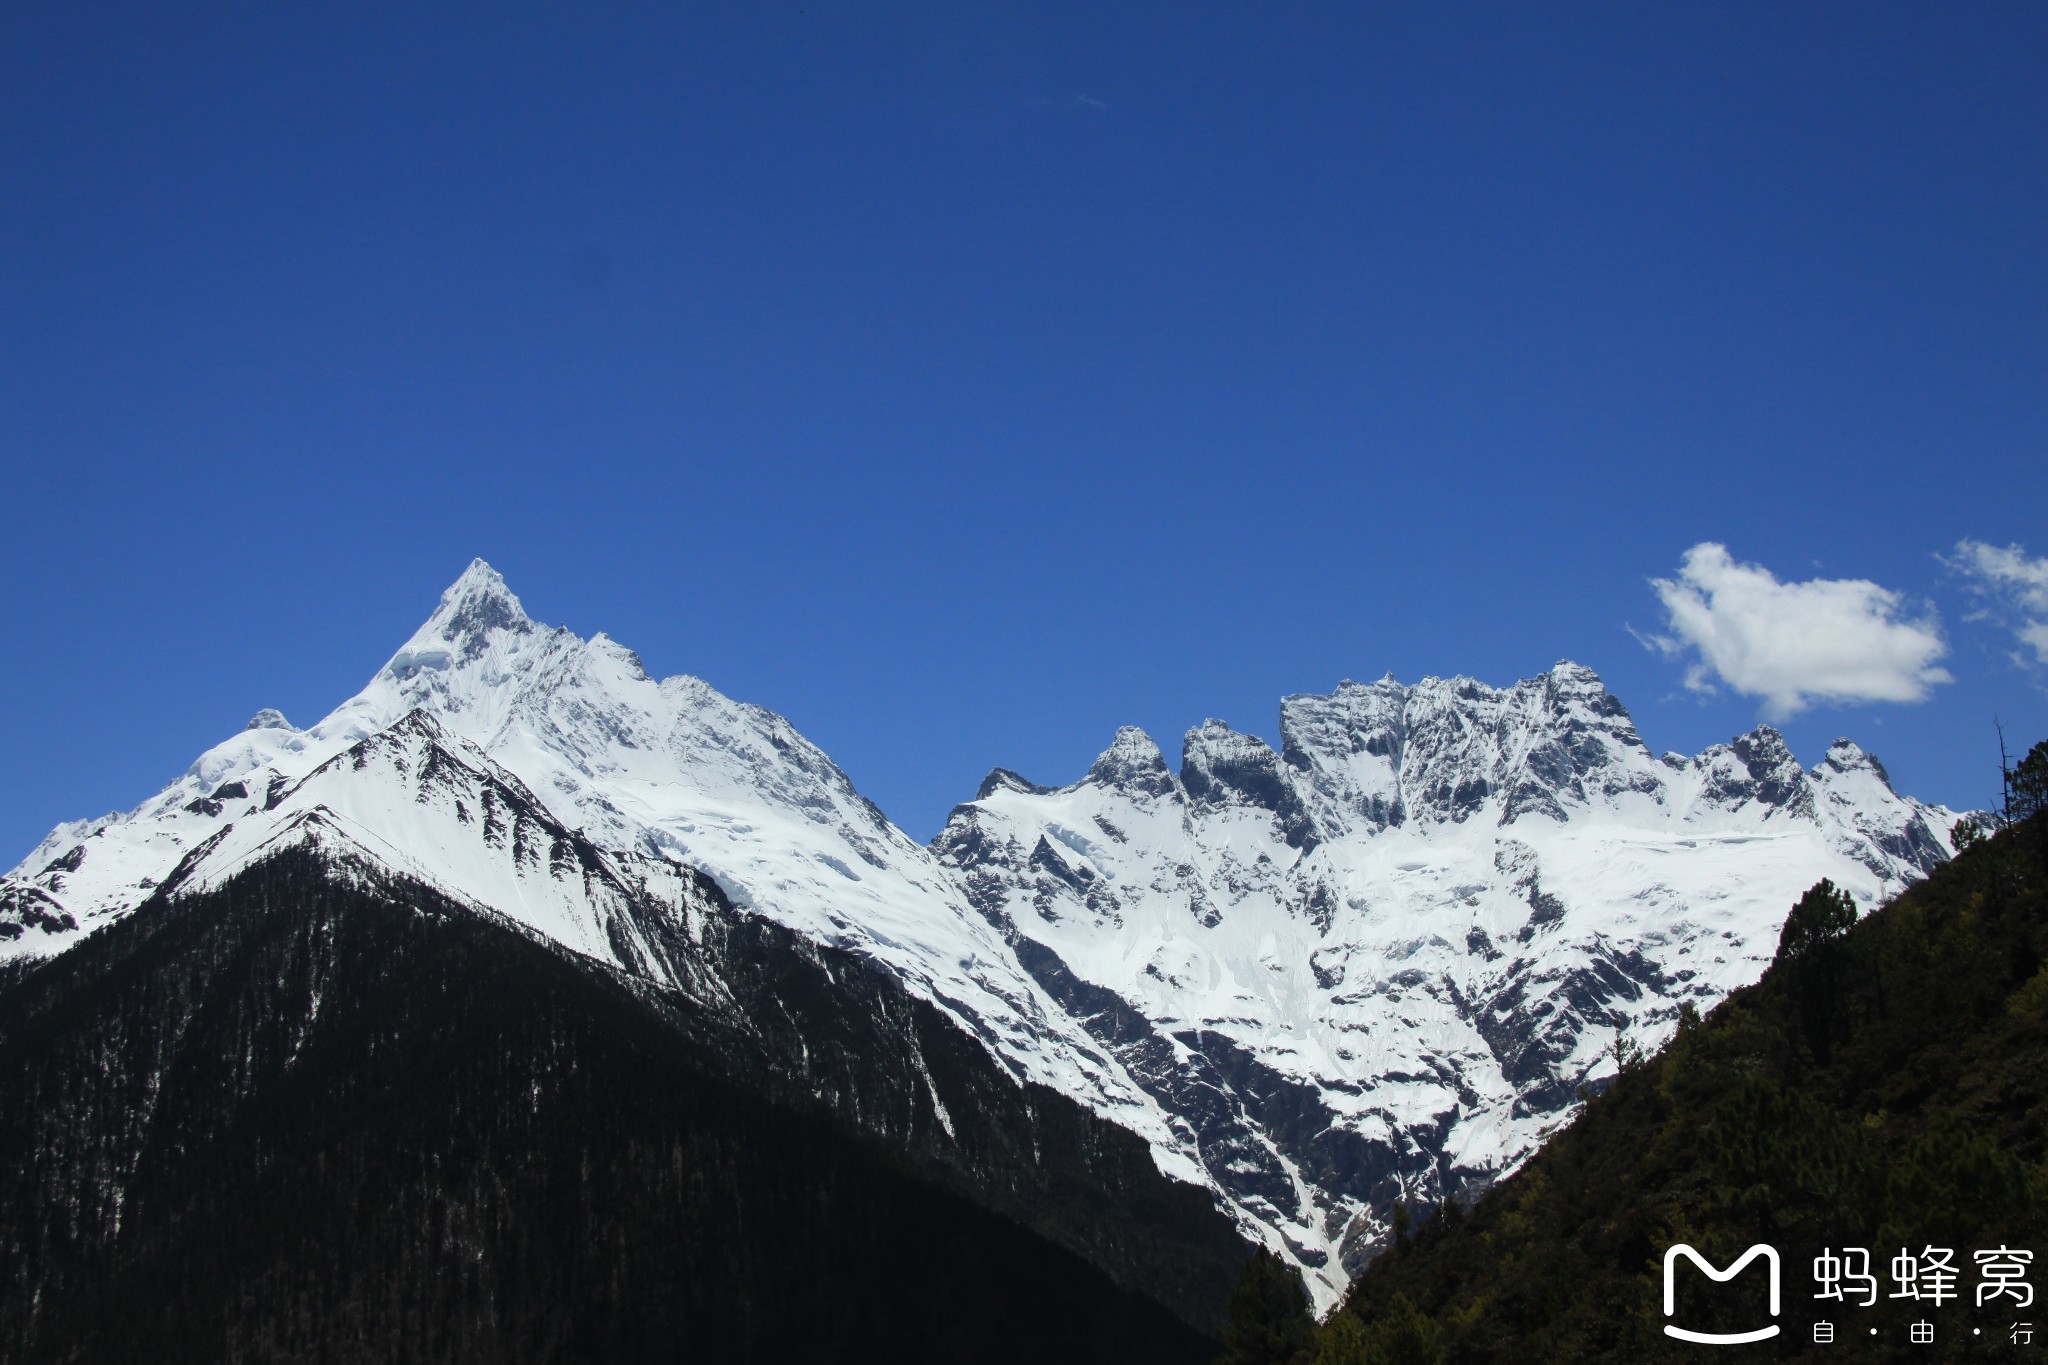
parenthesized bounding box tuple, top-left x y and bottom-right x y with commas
(1774, 878, 1859, 1064)
(0, 849, 1237, 1363)
(2010, 739, 2048, 826)
(1307, 1293, 1445, 1364)
(1215, 1247, 1315, 1365)
(1774, 878, 1857, 965)
(1309, 796, 2048, 1362)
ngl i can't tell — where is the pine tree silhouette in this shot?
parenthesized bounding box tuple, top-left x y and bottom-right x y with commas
(1215, 1248, 1314, 1365)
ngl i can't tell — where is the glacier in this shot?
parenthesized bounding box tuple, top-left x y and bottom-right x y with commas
(1, 561, 1960, 1308)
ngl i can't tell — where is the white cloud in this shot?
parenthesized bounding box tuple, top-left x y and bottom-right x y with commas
(1945, 539, 2048, 669)
(1644, 543, 1952, 719)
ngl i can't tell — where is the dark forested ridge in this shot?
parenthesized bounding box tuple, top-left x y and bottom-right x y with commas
(1308, 808, 2048, 1363)
(0, 848, 1248, 1363)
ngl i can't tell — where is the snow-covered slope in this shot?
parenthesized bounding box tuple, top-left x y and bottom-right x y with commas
(930, 665, 1962, 1291)
(2, 566, 1961, 1307)
(1, 564, 1178, 1167)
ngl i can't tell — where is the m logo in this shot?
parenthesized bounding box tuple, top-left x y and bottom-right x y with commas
(1663, 1244, 1781, 1344)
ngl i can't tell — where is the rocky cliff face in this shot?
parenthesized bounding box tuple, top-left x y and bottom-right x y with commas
(931, 665, 1960, 1291)
(4, 564, 1960, 1306)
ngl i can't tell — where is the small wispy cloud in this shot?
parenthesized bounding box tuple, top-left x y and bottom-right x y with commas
(1032, 91, 1109, 112)
(1944, 538, 2048, 671)
(1640, 543, 1951, 720)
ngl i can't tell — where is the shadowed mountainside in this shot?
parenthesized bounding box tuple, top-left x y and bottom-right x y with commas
(0, 848, 1248, 1363)
(1317, 810, 2046, 1363)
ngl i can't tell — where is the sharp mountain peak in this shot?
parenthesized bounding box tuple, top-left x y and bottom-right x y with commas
(4, 562, 1968, 1310)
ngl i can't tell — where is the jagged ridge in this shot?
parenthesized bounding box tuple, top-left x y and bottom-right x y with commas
(5, 565, 1962, 1306)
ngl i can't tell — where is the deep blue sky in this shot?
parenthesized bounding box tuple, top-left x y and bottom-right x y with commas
(4, 2, 2044, 856)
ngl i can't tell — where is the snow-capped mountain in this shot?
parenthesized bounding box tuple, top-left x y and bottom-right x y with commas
(1, 562, 1180, 1170)
(2, 564, 1960, 1307)
(0, 706, 1248, 1349)
(932, 666, 1960, 1289)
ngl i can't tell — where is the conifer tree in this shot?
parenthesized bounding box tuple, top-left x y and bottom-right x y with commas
(1355, 1293, 1446, 1365)
(1775, 878, 1855, 964)
(1308, 1294, 1447, 1365)
(2009, 739, 2048, 825)
(1215, 1248, 1314, 1365)
(1776, 878, 1857, 1061)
